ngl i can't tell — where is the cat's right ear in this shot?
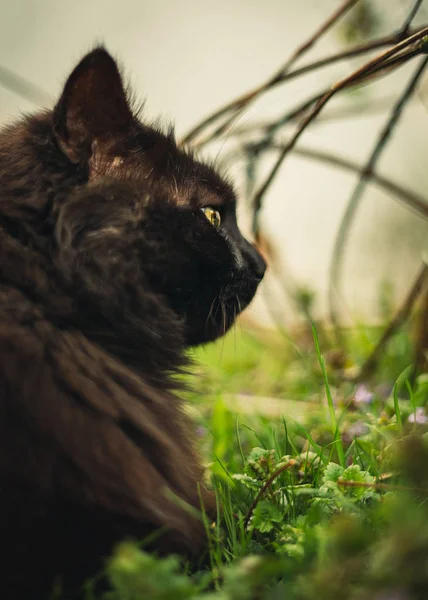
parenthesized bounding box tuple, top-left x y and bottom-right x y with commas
(53, 48, 134, 164)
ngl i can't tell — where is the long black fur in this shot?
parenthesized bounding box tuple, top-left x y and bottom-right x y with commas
(0, 47, 265, 599)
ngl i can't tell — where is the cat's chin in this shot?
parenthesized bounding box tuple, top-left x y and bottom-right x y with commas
(185, 286, 256, 347)
(186, 322, 235, 347)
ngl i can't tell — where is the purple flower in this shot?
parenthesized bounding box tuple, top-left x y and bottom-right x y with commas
(408, 407, 428, 425)
(342, 420, 370, 444)
(196, 426, 207, 438)
(354, 384, 374, 406)
(347, 421, 369, 438)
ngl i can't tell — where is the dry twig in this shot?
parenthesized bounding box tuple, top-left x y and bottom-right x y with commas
(182, 0, 361, 146)
(186, 25, 425, 148)
(328, 54, 428, 333)
(244, 459, 296, 529)
(248, 143, 428, 220)
(251, 27, 428, 237)
(356, 262, 428, 382)
(0, 64, 52, 106)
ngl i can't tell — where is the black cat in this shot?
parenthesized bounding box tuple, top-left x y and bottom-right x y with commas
(0, 47, 265, 598)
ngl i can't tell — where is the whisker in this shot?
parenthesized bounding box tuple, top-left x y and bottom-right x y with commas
(205, 294, 219, 329)
(218, 300, 227, 362)
(235, 296, 244, 336)
(233, 302, 237, 352)
(212, 105, 255, 165)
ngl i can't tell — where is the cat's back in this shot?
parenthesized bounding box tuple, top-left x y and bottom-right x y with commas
(0, 276, 207, 595)
(0, 122, 209, 598)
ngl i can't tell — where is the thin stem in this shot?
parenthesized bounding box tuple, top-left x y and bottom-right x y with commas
(401, 0, 424, 35)
(188, 26, 423, 148)
(312, 321, 345, 467)
(251, 27, 428, 236)
(328, 55, 428, 331)
(0, 64, 52, 106)
(244, 459, 296, 529)
(413, 285, 428, 378)
(246, 40, 424, 144)
(227, 96, 399, 138)
(182, 17, 426, 148)
(194, 36, 425, 150)
(356, 263, 428, 381)
(181, 0, 360, 145)
(275, 0, 361, 79)
(282, 145, 428, 219)
(336, 479, 428, 493)
(270, 27, 422, 89)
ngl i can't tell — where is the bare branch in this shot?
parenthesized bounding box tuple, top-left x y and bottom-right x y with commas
(258, 144, 428, 219)
(244, 459, 297, 529)
(188, 26, 424, 148)
(251, 27, 428, 237)
(355, 262, 428, 381)
(181, 0, 361, 146)
(226, 96, 400, 137)
(275, 0, 360, 78)
(242, 41, 425, 145)
(0, 64, 52, 107)
(328, 55, 428, 331)
(401, 0, 425, 35)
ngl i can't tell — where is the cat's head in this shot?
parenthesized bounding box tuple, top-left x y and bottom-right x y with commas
(22, 48, 266, 346)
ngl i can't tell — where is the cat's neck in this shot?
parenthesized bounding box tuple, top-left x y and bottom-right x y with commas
(0, 218, 187, 390)
(0, 114, 188, 388)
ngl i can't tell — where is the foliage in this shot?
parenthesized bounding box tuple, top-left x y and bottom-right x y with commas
(86, 325, 428, 600)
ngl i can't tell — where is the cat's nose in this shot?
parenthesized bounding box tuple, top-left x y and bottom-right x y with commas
(252, 250, 267, 281)
(244, 242, 267, 281)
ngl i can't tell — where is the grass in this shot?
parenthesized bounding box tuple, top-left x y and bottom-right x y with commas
(90, 321, 428, 600)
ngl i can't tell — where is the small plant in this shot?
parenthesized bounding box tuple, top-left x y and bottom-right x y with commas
(84, 323, 428, 600)
(102, 434, 428, 600)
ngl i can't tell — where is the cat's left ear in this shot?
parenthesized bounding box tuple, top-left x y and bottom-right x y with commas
(53, 47, 134, 164)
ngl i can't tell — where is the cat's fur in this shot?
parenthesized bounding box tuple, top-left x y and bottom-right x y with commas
(0, 48, 265, 598)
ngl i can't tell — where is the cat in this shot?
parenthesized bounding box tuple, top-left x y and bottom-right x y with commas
(0, 47, 266, 599)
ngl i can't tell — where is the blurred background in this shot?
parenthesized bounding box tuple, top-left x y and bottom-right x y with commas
(1, 0, 428, 350)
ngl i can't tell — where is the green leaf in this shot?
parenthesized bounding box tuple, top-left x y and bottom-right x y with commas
(248, 500, 285, 533)
(322, 462, 344, 484)
(245, 447, 277, 479)
(232, 473, 261, 491)
(338, 464, 376, 500)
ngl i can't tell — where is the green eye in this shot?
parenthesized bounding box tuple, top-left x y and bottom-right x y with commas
(201, 207, 221, 229)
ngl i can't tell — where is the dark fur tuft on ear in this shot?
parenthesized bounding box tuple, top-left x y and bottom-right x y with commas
(53, 47, 134, 163)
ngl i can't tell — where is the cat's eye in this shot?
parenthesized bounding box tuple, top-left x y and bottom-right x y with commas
(201, 207, 221, 229)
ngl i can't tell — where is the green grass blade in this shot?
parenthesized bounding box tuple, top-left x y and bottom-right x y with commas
(393, 381, 403, 434)
(311, 321, 345, 467)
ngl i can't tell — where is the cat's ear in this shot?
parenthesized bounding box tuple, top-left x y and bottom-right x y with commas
(53, 48, 134, 164)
